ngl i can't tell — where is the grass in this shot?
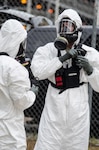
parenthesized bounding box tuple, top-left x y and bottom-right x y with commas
(26, 135, 99, 150)
(88, 138, 99, 150)
(27, 134, 37, 150)
(89, 146, 99, 150)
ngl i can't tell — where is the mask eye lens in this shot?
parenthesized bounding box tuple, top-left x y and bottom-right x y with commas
(59, 19, 76, 35)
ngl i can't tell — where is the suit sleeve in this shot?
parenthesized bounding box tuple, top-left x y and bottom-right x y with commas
(30, 43, 62, 80)
(8, 64, 36, 111)
(86, 48, 99, 92)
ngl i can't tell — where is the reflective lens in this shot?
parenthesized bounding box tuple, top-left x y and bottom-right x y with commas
(59, 19, 77, 35)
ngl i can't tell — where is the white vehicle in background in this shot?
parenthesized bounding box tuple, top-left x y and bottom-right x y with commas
(0, 6, 53, 30)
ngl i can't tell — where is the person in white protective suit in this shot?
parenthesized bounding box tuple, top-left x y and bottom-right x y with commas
(0, 19, 36, 150)
(30, 9, 99, 150)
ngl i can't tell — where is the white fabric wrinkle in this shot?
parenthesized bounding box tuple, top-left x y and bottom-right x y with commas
(65, 90, 69, 125)
(31, 47, 62, 80)
(87, 67, 99, 92)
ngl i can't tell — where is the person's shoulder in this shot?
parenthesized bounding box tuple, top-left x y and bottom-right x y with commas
(36, 42, 56, 54)
(1, 55, 26, 70)
(41, 42, 54, 48)
(82, 44, 97, 52)
(81, 44, 99, 60)
(5, 56, 21, 65)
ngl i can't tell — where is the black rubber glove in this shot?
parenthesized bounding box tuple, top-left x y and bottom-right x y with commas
(59, 49, 78, 63)
(76, 55, 93, 75)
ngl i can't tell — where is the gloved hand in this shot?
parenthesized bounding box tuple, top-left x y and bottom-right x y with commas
(59, 49, 78, 63)
(68, 49, 78, 58)
(76, 55, 93, 75)
(30, 84, 39, 96)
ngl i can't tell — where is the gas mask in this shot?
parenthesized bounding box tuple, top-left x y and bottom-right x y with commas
(54, 18, 82, 50)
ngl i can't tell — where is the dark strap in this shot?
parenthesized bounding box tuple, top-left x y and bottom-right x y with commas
(50, 81, 86, 94)
(0, 52, 9, 56)
(59, 82, 86, 94)
(50, 81, 63, 89)
(57, 49, 61, 57)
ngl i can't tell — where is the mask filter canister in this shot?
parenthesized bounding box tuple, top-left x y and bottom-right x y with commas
(54, 36, 68, 50)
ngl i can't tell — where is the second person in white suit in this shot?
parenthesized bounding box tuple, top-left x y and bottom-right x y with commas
(0, 19, 36, 150)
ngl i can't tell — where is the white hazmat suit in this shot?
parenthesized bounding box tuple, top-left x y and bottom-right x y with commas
(0, 19, 35, 150)
(31, 9, 99, 150)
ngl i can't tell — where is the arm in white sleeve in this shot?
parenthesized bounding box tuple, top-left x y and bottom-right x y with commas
(85, 47, 99, 92)
(8, 65, 36, 111)
(87, 68, 99, 92)
(30, 43, 62, 80)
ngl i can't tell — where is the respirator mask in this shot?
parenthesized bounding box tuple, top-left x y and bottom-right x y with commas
(54, 18, 81, 50)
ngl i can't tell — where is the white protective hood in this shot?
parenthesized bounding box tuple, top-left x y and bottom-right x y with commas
(0, 19, 27, 58)
(55, 9, 82, 45)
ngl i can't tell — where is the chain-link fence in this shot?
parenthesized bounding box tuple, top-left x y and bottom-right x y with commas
(0, 0, 99, 149)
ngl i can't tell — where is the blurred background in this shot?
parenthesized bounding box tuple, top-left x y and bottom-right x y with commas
(0, 0, 99, 149)
(0, 0, 96, 29)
